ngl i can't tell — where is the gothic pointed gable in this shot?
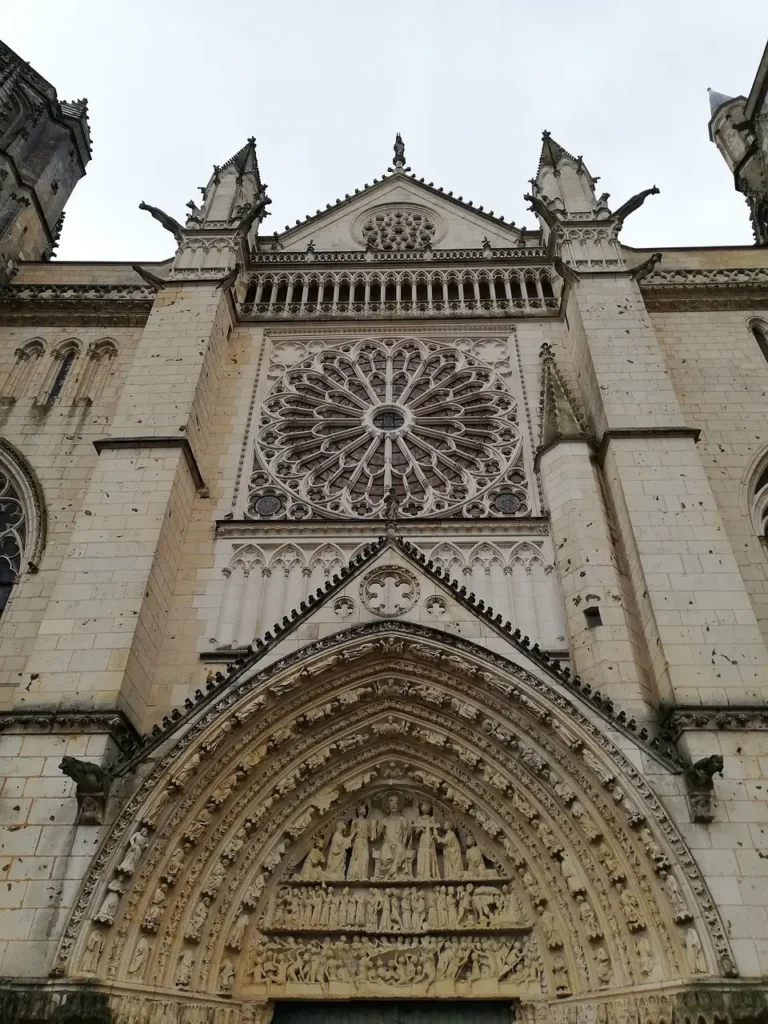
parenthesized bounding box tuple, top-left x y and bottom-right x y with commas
(537, 343, 589, 451)
(267, 166, 526, 253)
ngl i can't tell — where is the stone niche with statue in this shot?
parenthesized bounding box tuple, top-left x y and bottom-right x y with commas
(247, 791, 542, 999)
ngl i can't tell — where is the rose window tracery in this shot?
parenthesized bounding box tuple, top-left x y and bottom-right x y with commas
(0, 471, 25, 613)
(361, 209, 436, 251)
(248, 337, 529, 520)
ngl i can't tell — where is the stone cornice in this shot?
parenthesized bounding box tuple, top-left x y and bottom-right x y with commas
(662, 704, 768, 738)
(214, 516, 550, 540)
(93, 437, 206, 492)
(0, 282, 154, 327)
(0, 708, 141, 756)
(640, 265, 768, 311)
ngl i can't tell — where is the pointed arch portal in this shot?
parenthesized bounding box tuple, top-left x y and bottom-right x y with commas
(60, 623, 740, 1023)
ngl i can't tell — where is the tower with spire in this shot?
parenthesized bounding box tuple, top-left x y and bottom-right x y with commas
(708, 41, 768, 244)
(0, 40, 91, 281)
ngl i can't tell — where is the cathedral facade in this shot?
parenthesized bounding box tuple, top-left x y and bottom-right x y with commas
(1, 34, 768, 1024)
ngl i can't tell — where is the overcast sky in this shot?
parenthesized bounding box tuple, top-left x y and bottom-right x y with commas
(5, 1, 767, 262)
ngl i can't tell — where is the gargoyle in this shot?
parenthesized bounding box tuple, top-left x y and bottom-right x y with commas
(683, 754, 724, 824)
(523, 192, 559, 230)
(216, 262, 242, 292)
(233, 189, 272, 240)
(138, 201, 184, 245)
(612, 186, 660, 232)
(59, 755, 112, 825)
(629, 251, 662, 282)
(131, 263, 166, 291)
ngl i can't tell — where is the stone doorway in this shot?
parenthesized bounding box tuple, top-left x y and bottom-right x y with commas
(272, 1002, 514, 1024)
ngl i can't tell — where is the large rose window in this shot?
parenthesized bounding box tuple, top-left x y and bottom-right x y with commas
(247, 338, 529, 520)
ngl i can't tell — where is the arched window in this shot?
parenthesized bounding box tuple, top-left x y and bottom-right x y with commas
(48, 351, 75, 402)
(37, 341, 80, 406)
(74, 339, 118, 404)
(0, 440, 46, 615)
(748, 455, 768, 541)
(750, 319, 768, 363)
(0, 338, 45, 402)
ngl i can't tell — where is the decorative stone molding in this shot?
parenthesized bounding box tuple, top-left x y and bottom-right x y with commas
(0, 282, 154, 326)
(0, 708, 141, 756)
(639, 265, 768, 311)
(662, 705, 768, 735)
(55, 624, 734, 994)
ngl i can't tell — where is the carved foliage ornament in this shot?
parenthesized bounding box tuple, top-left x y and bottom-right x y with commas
(62, 628, 734, 1001)
(248, 336, 529, 520)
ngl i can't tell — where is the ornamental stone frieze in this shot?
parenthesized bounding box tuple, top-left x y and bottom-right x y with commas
(55, 625, 737, 1009)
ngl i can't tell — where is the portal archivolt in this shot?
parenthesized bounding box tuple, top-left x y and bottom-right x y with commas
(62, 625, 733, 1013)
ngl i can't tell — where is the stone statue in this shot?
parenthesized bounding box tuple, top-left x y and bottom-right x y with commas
(325, 821, 352, 879)
(636, 936, 654, 976)
(559, 853, 585, 896)
(347, 804, 375, 880)
(175, 949, 195, 988)
(127, 937, 149, 978)
(595, 946, 612, 986)
(81, 931, 103, 974)
(170, 751, 201, 791)
(94, 878, 124, 925)
(117, 827, 149, 877)
(464, 833, 494, 878)
(393, 133, 406, 167)
(639, 828, 670, 872)
(185, 897, 211, 942)
(414, 802, 440, 880)
(577, 895, 601, 939)
(685, 927, 707, 975)
(373, 795, 412, 879)
(142, 886, 167, 932)
(538, 907, 562, 948)
(183, 808, 212, 847)
(226, 910, 250, 950)
(617, 884, 645, 931)
(300, 838, 326, 880)
(163, 847, 185, 886)
(664, 871, 692, 921)
(219, 957, 236, 993)
(521, 870, 545, 907)
(203, 859, 229, 898)
(582, 750, 614, 786)
(439, 823, 465, 878)
(597, 843, 624, 882)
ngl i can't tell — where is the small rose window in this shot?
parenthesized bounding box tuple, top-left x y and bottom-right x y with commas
(362, 209, 436, 251)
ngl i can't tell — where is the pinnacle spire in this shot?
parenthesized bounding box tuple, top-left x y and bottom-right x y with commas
(707, 87, 735, 117)
(537, 130, 579, 173)
(538, 344, 588, 449)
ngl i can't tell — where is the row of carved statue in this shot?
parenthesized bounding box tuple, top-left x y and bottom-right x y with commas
(297, 799, 499, 881)
(268, 881, 527, 933)
(247, 933, 556, 994)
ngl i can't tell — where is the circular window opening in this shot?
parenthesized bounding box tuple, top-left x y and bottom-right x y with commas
(372, 408, 405, 431)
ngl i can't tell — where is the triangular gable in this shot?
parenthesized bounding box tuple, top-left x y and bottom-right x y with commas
(264, 172, 526, 253)
(126, 535, 681, 775)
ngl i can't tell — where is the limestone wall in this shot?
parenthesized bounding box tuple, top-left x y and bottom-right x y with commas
(651, 308, 768, 648)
